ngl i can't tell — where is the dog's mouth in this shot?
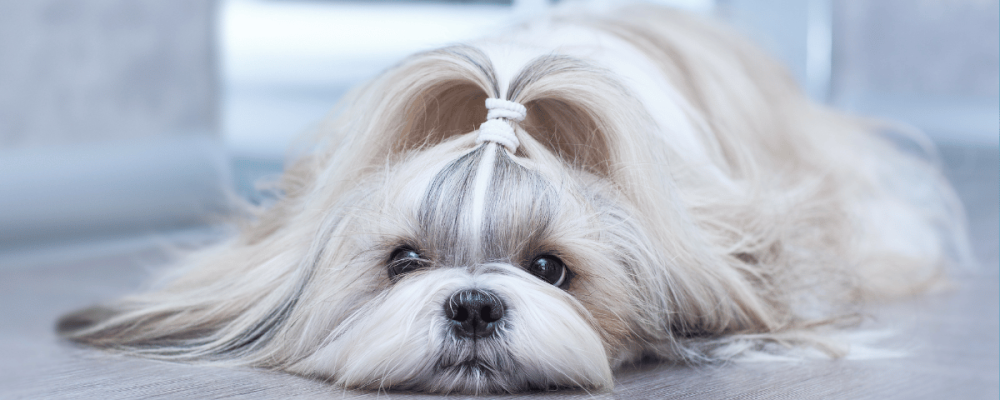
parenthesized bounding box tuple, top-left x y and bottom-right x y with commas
(427, 343, 530, 393)
(437, 337, 512, 372)
(436, 356, 502, 378)
(432, 335, 522, 384)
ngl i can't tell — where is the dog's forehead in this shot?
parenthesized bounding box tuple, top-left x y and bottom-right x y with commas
(401, 145, 561, 265)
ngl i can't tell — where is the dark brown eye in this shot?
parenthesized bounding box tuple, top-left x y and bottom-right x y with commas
(528, 255, 570, 288)
(388, 246, 424, 280)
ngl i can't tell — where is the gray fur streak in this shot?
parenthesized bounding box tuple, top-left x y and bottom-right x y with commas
(208, 209, 348, 362)
(418, 146, 484, 266)
(419, 143, 559, 268)
(481, 146, 559, 264)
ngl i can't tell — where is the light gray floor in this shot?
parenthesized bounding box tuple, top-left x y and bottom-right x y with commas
(1, 144, 996, 399)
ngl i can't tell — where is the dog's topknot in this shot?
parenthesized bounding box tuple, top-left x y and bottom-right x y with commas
(475, 98, 526, 152)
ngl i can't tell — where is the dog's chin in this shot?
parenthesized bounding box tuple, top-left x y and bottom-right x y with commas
(289, 266, 613, 394)
(428, 337, 531, 393)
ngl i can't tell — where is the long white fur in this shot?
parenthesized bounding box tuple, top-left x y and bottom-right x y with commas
(57, 5, 968, 394)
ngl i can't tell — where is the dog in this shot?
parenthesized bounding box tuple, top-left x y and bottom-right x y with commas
(57, 5, 968, 394)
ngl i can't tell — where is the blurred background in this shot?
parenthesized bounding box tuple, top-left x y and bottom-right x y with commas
(1, 0, 997, 264)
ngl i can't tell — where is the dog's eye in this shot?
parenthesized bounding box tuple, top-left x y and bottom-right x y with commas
(528, 255, 570, 288)
(387, 246, 424, 280)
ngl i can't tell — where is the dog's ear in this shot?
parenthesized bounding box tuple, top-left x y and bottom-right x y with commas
(56, 235, 318, 363)
(57, 281, 301, 363)
(501, 55, 792, 344)
(56, 305, 118, 336)
(56, 303, 230, 352)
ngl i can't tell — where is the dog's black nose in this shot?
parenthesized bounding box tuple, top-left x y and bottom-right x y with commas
(444, 289, 505, 339)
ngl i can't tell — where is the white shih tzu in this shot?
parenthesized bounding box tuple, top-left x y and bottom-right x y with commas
(58, 6, 967, 394)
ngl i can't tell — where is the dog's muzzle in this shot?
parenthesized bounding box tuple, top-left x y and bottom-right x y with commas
(444, 289, 505, 339)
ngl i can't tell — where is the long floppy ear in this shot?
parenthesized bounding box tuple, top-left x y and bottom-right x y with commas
(55, 204, 344, 364)
(498, 53, 787, 353)
(56, 245, 304, 361)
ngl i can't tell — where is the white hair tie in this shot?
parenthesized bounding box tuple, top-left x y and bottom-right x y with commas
(477, 98, 526, 152)
(485, 98, 526, 121)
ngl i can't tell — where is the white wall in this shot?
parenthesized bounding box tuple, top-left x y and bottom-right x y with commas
(0, 0, 227, 252)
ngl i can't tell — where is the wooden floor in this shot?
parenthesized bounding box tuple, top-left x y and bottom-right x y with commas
(1, 144, 996, 399)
